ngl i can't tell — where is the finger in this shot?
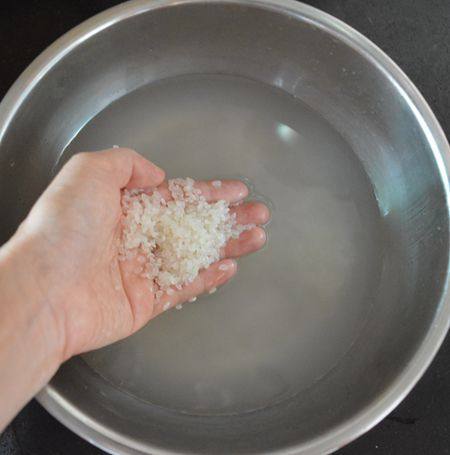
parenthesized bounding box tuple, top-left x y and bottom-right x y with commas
(154, 259, 237, 315)
(98, 148, 165, 189)
(195, 180, 248, 203)
(69, 148, 165, 189)
(221, 227, 266, 258)
(119, 254, 156, 330)
(153, 179, 248, 203)
(230, 201, 271, 225)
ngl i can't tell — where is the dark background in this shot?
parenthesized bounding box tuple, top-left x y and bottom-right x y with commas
(0, 0, 449, 453)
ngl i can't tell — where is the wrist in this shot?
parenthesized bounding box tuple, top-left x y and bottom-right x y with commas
(0, 232, 67, 428)
(0, 232, 66, 377)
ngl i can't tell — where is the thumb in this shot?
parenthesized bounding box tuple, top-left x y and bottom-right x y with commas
(95, 148, 166, 189)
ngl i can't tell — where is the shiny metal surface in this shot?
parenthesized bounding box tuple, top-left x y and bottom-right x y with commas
(0, 0, 449, 454)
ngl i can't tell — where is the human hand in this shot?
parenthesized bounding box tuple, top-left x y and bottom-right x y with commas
(11, 148, 269, 361)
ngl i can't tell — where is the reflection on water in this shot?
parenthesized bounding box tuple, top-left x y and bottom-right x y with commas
(276, 123, 299, 144)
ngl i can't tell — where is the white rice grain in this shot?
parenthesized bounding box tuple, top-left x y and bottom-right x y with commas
(120, 178, 253, 294)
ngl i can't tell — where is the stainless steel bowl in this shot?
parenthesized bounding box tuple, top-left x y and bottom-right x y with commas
(1, 0, 449, 454)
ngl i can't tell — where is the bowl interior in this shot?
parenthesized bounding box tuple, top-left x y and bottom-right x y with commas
(0, 1, 448, 454)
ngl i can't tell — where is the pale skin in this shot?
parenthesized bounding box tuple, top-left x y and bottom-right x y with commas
(0, 148, 269, 430)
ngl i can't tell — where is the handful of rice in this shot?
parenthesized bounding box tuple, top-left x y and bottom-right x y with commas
(120, 178, 252, 292)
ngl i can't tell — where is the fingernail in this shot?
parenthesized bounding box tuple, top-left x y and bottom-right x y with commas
(153, 164, 165, 176)
(237, 183, 249, 199)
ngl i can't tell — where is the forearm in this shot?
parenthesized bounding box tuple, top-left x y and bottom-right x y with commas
(0, 234, 63, 430)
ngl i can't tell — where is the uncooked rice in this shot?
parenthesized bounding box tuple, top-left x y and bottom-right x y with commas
(120, 178, 254, 297)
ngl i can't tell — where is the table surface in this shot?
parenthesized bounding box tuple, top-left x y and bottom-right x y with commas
(0, 0, 449, 454)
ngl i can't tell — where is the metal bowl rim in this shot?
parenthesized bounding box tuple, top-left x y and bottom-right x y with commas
(1, 0, 449, 453)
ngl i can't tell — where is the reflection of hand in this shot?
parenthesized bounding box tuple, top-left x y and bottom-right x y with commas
(12, 148, 269, 360)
